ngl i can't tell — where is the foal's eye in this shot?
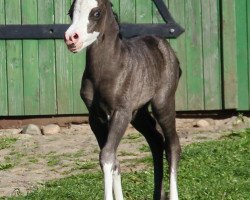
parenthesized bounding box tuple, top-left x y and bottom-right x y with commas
(93, 11, 101, 19)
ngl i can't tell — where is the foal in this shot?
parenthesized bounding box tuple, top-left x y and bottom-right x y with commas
(65, 0, 181, 199)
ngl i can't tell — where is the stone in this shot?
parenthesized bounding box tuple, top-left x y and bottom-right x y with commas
(21, 124, 42, 135)
(42, 124, 60, 135)
(194, 119, 210, 128)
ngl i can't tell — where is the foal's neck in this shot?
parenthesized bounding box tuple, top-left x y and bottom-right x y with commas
(88, 4, 122, 57)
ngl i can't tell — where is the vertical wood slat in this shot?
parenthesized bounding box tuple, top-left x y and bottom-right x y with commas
(111, 0, 120, 18)
(120, 0, 136, 23)
(72, 52, 87, 114)
(5, 0, 24, 116)
(201, 0, 222, 110)
(55, 0, 74, 114)
(22, 0, 40, 115)
(248, 0, 250, 110)
(38, 0, 57, 115)
(185, 0, 204, 110)
(69, 0, 88, 114)
(135, 0, 152, 23)
(236, 0, 249, 110)
(221, 0, 238, 109)
(169, 0, 188, 111)
(0, 0, 8, 116)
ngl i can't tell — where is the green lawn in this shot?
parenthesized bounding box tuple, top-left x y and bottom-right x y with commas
(6, 129, 250, 200)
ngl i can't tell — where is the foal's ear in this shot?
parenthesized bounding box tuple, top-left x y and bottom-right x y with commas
(68, 0, 76, 19)
(98, 0, 109, 5)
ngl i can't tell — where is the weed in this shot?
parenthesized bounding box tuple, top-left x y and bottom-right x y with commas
(0, 138, 18, 150)
(138, 144, 150, 152)
(75, 161, 97, 170)
(124, 133, 141, 140)
(47, 156, 60, 167)
(28, 157, 39, 164)
(118, 151, 137, 156)
(0, 163, 13, 170)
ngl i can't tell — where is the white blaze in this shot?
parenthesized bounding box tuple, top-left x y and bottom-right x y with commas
(66, 0, 100, 51)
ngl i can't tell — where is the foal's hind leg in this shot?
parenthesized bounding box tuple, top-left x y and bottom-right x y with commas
(152, 96, 181, 200)
(132, 107, 166, 200)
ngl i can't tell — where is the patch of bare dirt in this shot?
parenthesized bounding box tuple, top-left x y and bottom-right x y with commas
(0, 116, 249, 197)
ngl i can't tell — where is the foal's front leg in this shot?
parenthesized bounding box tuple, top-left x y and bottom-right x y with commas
(100, 110, 132, 200)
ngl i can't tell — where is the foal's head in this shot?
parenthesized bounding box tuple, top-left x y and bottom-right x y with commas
(65, 0, 111, 53)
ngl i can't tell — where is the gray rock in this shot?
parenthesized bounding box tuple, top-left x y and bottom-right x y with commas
(42, 124, 60, 135)
(21, 124, 42, 135)
(194, 119, 210, 128)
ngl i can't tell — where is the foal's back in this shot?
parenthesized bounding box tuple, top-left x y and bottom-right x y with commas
(119, 35, 180, 110)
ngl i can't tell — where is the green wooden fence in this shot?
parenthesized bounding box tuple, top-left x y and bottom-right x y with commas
(0, 0, 249, 116)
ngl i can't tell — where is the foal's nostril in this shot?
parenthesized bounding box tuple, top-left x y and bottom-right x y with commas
(73, 33, 79, 40)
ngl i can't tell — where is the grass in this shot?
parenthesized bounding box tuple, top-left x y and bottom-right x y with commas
(138, 144, 150, 153)
(5, 129, 250, 200)
(0, 138, 23, 171)
(0, 138, 18, 150)
(75, 161, 97, 170)
(0, 163, 13, 170)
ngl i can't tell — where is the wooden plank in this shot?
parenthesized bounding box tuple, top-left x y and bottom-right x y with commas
(169, 0, 188, 111)
(5, 0, 24, 116)
(22, 0, 40, 115)
(0, 0, 8, 116)
(55, 0, 74, 114)
(235, 0, 249, 110)
(120, 0, 136, 23)
(201, 0, 222, 110)
(136, 0, 152, 23)
(63, 0, 88, 114)
(185, 0, 204, 110)
(38, 0, 57, 115)
(72, 52, 88, 114)
(111, 0, 120, 18)
(221, 0, 238, 109)
(248, 0, 250, 109)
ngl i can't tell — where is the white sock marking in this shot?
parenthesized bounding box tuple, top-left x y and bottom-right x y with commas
(170, 168, 179, 200)
(103, 163, 113, 200)
(113, 169, 124, 200)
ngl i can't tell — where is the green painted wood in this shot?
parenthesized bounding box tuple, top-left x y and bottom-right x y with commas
(5, 0, 24, 116)
(120, 0, 135, 23)
(0, 0, 8, 116)
(135, 0, 152, 23)
(22, 0, 40, 115)
(1, 0, 250, 116)
(221, 0, 238, 109)
(111, 0, 120, 18)
(248, 0, 250, 110)
(169, 0, 188, 111)
(55, 0, 74, 114)
(236, 0, 249, 110)
(201, 0, 222, 110)
(185, 0, 204, 110)
(72, 52, 87, 114)
(63, 0, 88, 114)
(38, 0, 57, 115)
